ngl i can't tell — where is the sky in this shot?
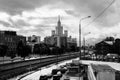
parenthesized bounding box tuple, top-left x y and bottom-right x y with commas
(0, 0, 119, 45)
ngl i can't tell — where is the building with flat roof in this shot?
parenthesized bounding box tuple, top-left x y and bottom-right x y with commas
(0, 31, 26, 54)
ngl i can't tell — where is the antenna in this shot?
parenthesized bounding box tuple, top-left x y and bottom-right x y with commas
(58, 15, 61, 22)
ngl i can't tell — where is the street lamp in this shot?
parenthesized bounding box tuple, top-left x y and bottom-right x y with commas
(79, 16, 91, 61)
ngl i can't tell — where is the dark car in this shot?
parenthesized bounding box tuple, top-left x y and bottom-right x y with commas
(105, 53, 119, 62)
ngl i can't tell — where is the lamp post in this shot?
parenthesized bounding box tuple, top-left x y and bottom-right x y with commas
(83, 36, 85, 59)
(79, 16, 91, 61)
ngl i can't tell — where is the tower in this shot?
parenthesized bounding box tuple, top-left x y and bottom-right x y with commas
(52, 30, 55, 36)
(55, 15, 63, 48)
(64, 30, 68, 37)
(58, 15, 61, 26)
(56, 15, 63, 36)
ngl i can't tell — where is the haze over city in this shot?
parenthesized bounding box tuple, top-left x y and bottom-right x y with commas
(0, 0, 119, 45)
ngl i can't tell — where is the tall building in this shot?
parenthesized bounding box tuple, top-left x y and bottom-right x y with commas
(51, 16, 68, 37)
(44, 16, 77, 49)
(56, 16, 63, 36)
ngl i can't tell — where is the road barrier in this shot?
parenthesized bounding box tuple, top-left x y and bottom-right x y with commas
(87, 64, 96, 80)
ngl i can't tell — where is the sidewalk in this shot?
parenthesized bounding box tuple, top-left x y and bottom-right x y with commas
(81, 60, 120, 71)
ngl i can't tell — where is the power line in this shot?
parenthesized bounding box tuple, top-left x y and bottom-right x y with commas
(86, 0, 116, 27)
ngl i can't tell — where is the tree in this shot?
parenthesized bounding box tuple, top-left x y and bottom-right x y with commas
(113, 38, 120, 55)
(17, 40, 31, 59)
(8, 51, 16, 62)
(0, 45, 8, 63)
(50, 47, 58, 55)
(71, 45, 76, 52)
(23, 45, 31, 58)
(33, 43, 51, 55)
(17, 40, 24, 57)
(33, 44, 41, 54)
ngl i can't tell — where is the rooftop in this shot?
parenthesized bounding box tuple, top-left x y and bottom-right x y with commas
(91, 64, 116, 72)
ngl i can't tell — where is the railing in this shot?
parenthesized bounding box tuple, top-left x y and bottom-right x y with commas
(87, 64, 96, 80)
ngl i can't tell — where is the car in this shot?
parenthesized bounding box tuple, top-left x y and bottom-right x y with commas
(105, 53, 119, 62)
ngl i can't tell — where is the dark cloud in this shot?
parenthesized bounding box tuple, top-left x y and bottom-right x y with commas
(86, 35, 106, 45)
(18, 24, 48, 37)
(31, 17, 59, 26)
(0, 0, 119, 28)
(65, 10, 80, 17)
(63, 0, 114, 16)
(15, 20, 30, 27)
(63, 0, 118, 27)
(0, 21, 11, 27)
(7, 18, 31, 29)
(0, 0, 57, 15)
(42, 18, 57, 25)
(35, 24, 52, 28)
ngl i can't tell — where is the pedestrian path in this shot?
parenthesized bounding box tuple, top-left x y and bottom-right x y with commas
(81, 60, 120, 71)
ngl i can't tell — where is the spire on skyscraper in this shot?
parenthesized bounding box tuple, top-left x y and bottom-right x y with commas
(58, 15, 61, 26)
(58, 15, 60, 21)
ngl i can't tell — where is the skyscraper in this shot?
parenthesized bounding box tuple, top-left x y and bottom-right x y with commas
(44, 15, 77, 49)
(56, 15, 63, 36)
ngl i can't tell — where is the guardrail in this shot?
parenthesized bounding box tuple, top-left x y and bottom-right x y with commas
(87, 64, 96, 80)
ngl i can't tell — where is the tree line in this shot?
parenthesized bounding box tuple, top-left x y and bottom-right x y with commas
(0, 40, 78, 60)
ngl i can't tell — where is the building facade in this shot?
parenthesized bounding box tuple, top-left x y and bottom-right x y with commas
(44, 16, 68, 47)
(27, 35, 41, 43)
(67, 36, 77, 49)
(0, 31, 26, 54)
(44, 36, 57, 46)
(95, 41, 114, 55)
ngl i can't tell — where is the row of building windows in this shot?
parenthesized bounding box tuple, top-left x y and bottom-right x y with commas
(0, 31, 26, 53)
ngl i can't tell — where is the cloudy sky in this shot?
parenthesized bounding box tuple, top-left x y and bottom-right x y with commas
(0, 0, 119, 45)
